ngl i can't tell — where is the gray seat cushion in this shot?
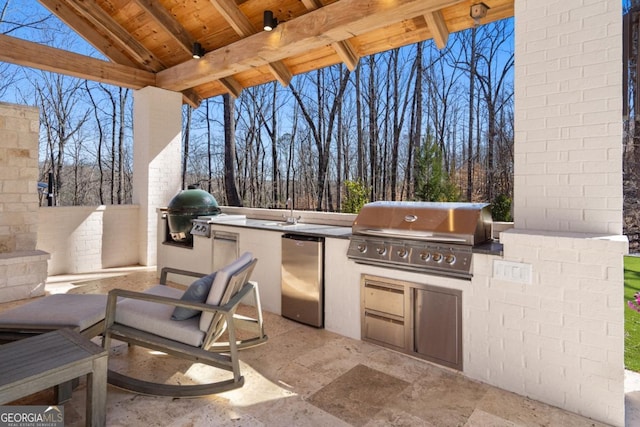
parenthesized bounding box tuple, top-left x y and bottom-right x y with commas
(200, 252, 253, 332)
(0, 294, 107, 331)
(115, 285, 205, 347)
(171, 272, 217, 321)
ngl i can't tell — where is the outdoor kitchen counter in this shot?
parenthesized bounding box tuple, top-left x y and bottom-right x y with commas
(201, 214, 504, 254)
(202, 215, 353, 239)
(193, 211, 504, 341)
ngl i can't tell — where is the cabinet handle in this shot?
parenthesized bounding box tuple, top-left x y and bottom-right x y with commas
(364, 283, 404, 295)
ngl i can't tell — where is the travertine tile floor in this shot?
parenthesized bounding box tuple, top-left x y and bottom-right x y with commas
(3, 267, 639, 426)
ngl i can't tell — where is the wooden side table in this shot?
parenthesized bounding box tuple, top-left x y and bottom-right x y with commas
(0, 328, 108, 427)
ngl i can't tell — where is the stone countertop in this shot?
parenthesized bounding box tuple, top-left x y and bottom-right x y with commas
(196, 214, 505, 254)
(473, 240, 504, 256)
(199, 214, 353, 239)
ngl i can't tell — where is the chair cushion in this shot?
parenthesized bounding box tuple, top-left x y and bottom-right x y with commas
(0, 294, 107, 332)
(199, 252, 253, 332)
(171, 272, 217, 321)
(115, 285, 205, 347)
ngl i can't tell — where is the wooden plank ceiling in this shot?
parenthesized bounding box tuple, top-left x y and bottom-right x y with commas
(0, 0, 513, 107)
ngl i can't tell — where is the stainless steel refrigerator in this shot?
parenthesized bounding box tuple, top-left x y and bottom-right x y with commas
(281, 234, 324, 327)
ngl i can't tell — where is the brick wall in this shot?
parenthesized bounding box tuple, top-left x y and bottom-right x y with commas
(505, 0, 626, 424)
(37, 205, 139, 275)
(514, 0, 622, 235)
(469, 233, 627, 426)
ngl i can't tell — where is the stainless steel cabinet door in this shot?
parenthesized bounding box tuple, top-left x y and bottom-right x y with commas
(414, 287, 462, 370)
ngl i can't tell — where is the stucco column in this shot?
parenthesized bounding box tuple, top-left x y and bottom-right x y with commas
(133, 87, 182, 266)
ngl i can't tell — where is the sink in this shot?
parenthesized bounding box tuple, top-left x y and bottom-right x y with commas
(262, 221, 301, 228)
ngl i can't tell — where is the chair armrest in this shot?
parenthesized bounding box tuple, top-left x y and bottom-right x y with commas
(159, 267, 206, 285)
(106, 288, 234, 316)
(104, 285, 255, 330)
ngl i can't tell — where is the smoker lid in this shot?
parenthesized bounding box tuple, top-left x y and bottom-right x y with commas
(352, 201, 492, 245)
(166, 188, 221, 215)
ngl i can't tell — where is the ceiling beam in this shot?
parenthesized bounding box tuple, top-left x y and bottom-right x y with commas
(209, 0, 292, 86)
(266, 62, 293, 88)
(38, 0, 137, 67)
(424, 10, 449, 49)
(209, 0, 256, 36)
(158, 0, 464, 92)
(300, 0, 360, 71)
(219, 77, 243, 98)
(132, 0, 196, 56)
(52, 0, 166, 72)
(0, 34, 156, 89)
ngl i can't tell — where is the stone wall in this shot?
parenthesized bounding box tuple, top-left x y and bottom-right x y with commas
(0, 102, 40, 253)
(0, 102, 49, 302)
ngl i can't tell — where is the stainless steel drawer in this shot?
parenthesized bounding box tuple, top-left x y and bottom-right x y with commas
(363, 282, 404, 317)
(363, 312, 405, 349)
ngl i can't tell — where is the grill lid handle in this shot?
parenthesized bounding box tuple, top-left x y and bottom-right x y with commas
(404, 214, 418, 223)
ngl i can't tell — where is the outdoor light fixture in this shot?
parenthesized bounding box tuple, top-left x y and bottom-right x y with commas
(192, 42, 205, 59)
(470, 2, 489, 25)
(263, 10, 278, 31)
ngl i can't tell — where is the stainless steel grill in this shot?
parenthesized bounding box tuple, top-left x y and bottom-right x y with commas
(347, 201, 492, 279)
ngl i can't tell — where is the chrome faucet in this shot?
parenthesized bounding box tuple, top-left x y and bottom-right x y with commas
(284, 198, 300, 224)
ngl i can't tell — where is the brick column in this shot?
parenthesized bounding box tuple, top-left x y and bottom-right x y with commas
(479, 1, 626, 425)
(513, 0, 622, 235)
(132, 87, 182, 266)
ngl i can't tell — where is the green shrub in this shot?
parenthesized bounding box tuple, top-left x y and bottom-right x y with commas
(414, 134, 460, 202)
(342, 180, 369, 213)
(491, 194, 512, 222)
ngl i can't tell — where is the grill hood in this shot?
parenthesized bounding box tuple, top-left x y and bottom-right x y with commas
(352, 201, 492, 246)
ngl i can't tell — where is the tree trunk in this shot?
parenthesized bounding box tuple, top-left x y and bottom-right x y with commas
(467, 26, 477, 202)
(182, 105, 191, 190)
(355, 66, 365, 183)
(223, 94, 242, 206)
(368, 56, 378, 200)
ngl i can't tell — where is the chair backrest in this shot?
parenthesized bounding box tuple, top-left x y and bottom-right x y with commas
(199, 252, 256, 345)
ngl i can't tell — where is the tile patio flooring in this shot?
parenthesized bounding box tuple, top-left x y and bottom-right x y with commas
(2, 267, 639, 426)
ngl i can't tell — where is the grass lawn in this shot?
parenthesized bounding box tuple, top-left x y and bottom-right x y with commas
(625, 256, 640, 371)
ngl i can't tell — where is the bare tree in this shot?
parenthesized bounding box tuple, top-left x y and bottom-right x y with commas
(405, 42, 424, 200)
(474, 20, 514, 201)
(0, 0, 50, 98)
(367, 56, 380, 200)
(223, 94, 242, 206)
(182, 105, 192, 189)
(85, 81, 105, 204)
(34, 73, 89, 205)
(387, 48, 417, 201)
(465, 26, 478, 201)
(290, 66, 351, 210)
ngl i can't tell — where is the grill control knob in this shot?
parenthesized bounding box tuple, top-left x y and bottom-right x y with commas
(444, 254, 456, 264)
(396, 248, 408, 258)
(357, 243, 367, 253)
(419, 251, 431, 261)
(376, 246, 387, 256)
(432, 252, 443, 263)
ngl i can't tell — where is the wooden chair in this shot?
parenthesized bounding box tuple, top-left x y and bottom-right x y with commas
(102, 252, 267, 397)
